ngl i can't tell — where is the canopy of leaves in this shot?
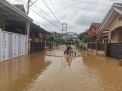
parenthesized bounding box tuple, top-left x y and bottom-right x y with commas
(82, 35, 92, 43)
(47, 35, 55, 41)
(78, 33, 84, 40)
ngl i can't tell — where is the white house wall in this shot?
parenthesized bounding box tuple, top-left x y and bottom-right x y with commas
(8, 32, 13, 59)
(21, 36, 25, 55)
(1, 32, 9, 61)
(0, 29, 28, 62)
(13, 34, 19, 58)
(25, 36, 28, 55)
(107, 14, 122, 43)
(108, 14, 122, 31)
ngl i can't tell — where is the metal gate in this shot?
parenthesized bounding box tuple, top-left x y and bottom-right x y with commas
(108, 43, 122, 59)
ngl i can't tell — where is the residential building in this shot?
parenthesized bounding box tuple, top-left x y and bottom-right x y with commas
(87, 23, 101, 42)
(99, 3, 122, 43)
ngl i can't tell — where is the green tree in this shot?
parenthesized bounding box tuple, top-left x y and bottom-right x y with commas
(48, 35, 54, 41)
(82, 35, 92, 43)
(78, 33, 84, 40)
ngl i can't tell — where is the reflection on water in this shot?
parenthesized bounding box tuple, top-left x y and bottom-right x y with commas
(0, 57, 29, 91)
(65, 55, 72, 67)
(83, 55, 122, 91)
(0, 52, 51, 91)
(0, 46, 122, 91)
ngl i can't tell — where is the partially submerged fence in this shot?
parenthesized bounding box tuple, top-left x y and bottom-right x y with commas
(108, 43, 122, 59)
(88, 42, 105, 51)
(0, 29, 28, 62)
(30, 41, 51, 52)
(88, 42, 122, 59)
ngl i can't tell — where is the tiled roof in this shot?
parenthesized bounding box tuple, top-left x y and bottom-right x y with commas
(92, 23, 101, 29)
(87, 23, 101, 36)
(0, 0, 32, 21)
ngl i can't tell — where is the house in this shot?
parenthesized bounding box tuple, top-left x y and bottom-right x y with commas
(29, 23, 50, 53)
(62, 32, 78, 41)
(99, 3, 122, 43)
(98, 3, 122, 58)
(87, 23, 101, 42)
(0, 0, 32, 61)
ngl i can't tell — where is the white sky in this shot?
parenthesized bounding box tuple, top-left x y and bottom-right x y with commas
(7, 0, 122, 33)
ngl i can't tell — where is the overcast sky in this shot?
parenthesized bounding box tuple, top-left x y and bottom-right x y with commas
(7, 0, 122, 33)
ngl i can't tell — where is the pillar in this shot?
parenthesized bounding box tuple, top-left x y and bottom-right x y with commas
(26, 21, 31, 53)
(108, 31, 111, 43)
(26, 21, 30, 36)
(0, 15, 5, 30)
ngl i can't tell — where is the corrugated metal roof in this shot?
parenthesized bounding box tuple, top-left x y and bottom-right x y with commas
(0, 0, 32, 22)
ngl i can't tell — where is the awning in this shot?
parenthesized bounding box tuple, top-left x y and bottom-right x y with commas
(30, 23, 50, 35)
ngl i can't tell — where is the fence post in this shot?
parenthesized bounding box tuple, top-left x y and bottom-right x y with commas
(96, 41, 98, 55)
(105, 42, 109, 56)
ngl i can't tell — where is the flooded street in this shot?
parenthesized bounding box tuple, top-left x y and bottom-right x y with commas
(0, 45, 122, 91)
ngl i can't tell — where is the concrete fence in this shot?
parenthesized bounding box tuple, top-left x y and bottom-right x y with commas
(0, 29, 28, 62)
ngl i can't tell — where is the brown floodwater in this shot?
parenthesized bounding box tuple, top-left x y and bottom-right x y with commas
(0, 45, 122, 91)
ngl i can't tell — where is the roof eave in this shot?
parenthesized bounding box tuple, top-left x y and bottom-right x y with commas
(114, 7, 122, 15)
(0, 0, 33, 22)
(98, 4, 114, 32)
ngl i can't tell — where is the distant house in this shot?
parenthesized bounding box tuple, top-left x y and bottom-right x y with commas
(87, 23, 101, 42)
(62, 32, 78, 41)
(81, 30, 89, 36)
(53, 32, 61, 38)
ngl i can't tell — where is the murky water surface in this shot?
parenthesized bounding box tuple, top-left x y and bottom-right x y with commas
(0, 45, 122, 91)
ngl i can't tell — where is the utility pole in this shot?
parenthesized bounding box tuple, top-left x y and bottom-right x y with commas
(27, 0, 31, 15)
(62, 23, 67, 40)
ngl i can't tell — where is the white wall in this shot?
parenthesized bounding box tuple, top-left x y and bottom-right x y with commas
(107, 14, 122, 43)
(0, 28, 28, 62)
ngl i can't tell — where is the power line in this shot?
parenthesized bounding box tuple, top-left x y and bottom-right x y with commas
(0, 2, 61, 31)
(25, 0, 62, 31)
(26, 0, 61, 27)
(25, 0, 61, 26)
(31, 4, 61, 28)
(30, 8, 61, 29)
(33, 2, 61, 25)
(41, 0, 62, 25)
(31, 2, 58, 24)
(29, 0, 38, 7)
(27, 0, 38, 15)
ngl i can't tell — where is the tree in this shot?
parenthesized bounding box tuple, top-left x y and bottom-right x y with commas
(82, 35, 92, 43)
(78, 33, 84, 40)
(78, 33, 92, 43)
(48, 35, 54, 41)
